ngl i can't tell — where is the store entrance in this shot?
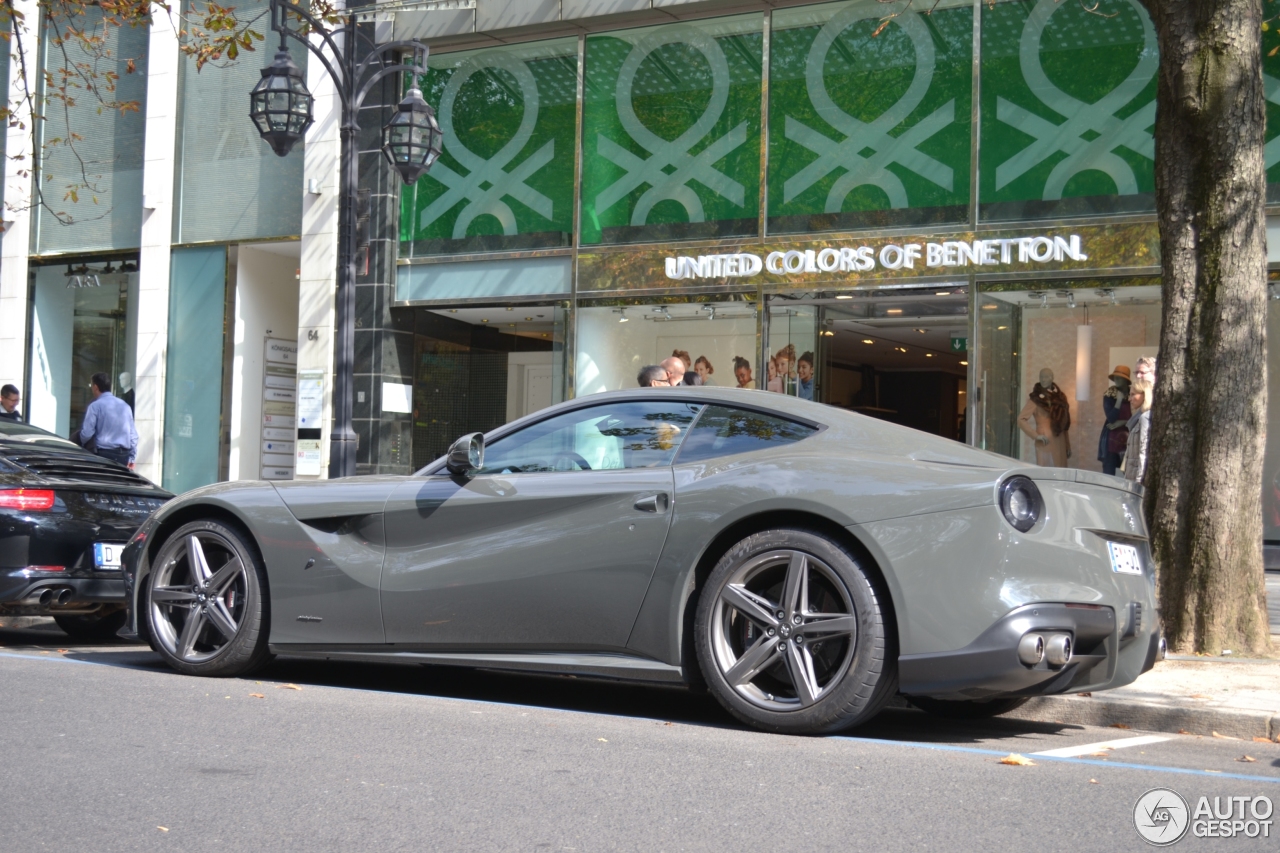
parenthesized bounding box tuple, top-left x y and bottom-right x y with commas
(766, 287, 969, 441)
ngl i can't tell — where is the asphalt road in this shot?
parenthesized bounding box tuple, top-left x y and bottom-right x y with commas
(1, 621, 1276, 853)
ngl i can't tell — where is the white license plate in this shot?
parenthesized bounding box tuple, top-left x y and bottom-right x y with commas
(1108, 541, 1143, 575)
(93, 542, 123, 570)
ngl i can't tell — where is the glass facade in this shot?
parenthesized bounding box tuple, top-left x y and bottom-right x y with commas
(580, 17, 763, 245)
(768, 0, 973, 233)
(400, 39, 579, 257)
(163, 246, 229, 493)
(35, 10, 149, 254)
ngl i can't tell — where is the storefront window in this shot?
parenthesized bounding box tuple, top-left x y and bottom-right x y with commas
(27, 261, 139, 438)
(978, 279, 1160, 474)
(979, 0, 1156, 221)
(768, 0, 973, 234)
(580, 16, 763, 246)
(400, 39, 578, 257)
(766, 289, 969, 439)
(576, 299, 759, 394)
(408, 304, 567, 469)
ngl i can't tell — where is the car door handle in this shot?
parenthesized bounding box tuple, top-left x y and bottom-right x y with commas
(634, 493, 669, 513)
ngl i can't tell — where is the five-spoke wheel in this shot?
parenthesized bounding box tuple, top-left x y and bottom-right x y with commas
(147, 520, 272, 676)
(696, 528, 895, 734)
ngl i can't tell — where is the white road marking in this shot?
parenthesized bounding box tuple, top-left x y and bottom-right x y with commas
(1032, 734, 1170, 758)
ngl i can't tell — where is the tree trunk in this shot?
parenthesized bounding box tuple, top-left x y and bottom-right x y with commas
(1139, 0, 1273, 655)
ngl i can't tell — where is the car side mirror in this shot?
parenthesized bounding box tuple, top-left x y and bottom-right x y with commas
(446, 432, 484, 476)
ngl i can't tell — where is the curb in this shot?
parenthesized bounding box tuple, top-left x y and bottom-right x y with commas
(1004, 694, 1280, 741)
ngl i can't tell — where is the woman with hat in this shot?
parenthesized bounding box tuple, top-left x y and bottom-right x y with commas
(1097, 364, 1132, 476)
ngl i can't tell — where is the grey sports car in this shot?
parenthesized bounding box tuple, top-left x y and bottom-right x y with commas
(121, 388, 1160, 734)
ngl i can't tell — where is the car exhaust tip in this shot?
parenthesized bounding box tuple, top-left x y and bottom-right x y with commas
(1017, 633, 1045, 665)
(38, 589, 54, 607)
(1045, 633, 1073, 667)
(54, 588, 73, 606)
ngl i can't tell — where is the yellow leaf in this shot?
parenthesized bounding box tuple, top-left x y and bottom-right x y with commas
(1088, 779, 1099, 784)
(1253, 737, 1275, 743)
(1211, 731, 1239, 740)
(597, 738, 608, 743)
(277, 683, 302, 690)
(1237, 755, 1257, 762)
(248, 693, 265, 699)
(998, 753, 1035, 766)
(157, 827, 169, 832)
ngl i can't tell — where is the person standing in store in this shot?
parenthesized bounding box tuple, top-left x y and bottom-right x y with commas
(637, 365, 671, 387)
(0, 385, 22, 422)
(80, 372, 138, 469)
(1123, 378, 1153, 483)
(694, 356, 716, 386)
(1097, 365, 1131, 476)
(660, 356, 687, 386)
(1134, 356, 1156, 387)
(796, 352, 815, 401)
(732, 356, 755, 389)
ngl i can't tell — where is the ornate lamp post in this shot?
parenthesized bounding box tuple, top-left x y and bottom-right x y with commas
(249, 0, 442, 478)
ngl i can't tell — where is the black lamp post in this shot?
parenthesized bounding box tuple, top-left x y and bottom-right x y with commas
(248, 0, 442, 478)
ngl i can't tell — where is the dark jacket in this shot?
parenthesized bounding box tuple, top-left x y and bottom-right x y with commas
(0, 409, 20, 422)
(1097, 390, 1131, 460)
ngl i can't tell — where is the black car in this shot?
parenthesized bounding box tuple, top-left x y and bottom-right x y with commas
(0, 419, 171, 640)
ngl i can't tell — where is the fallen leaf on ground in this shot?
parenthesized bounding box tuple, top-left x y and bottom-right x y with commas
(1109, 723, 1131, 730)
(1178, 729, 1193, 735)
(157, 827, 169, 832)
(663, 722, 673, 726)
(597, 738, 608, 743)
(1088, 779, 1099, 784)
(56, 649, 68, 654)
(1078, 692, 1092, 697)
(998, 753, 1035, 766)
(1211, 731, 1239, 740)
(1237, 755, 1257, 763)
(277, 684, 302, 691)
(1253, 737, 1273, 744)
(1189, 694, 1209, 699)
(1088, 751, 1112, 757)
(248, 693, 265, 699)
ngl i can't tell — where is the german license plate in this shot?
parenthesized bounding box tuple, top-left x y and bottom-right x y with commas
(1107, 541, 1143, 575)
(93, 542, 123, 570)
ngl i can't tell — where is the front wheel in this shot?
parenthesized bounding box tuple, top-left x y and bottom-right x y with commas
(146, 520, 273, 676)
(695, 528, 896, 735)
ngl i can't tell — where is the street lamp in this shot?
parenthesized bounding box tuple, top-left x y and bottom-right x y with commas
(248, 0, 442, 478)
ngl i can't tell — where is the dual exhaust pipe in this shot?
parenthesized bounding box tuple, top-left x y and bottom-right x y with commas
(23, 587, 74, 608)
(1018, 631, 1073, 667)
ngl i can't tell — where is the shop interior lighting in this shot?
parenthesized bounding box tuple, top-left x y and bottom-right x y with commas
(1038, 292, 1049, 309)
(1060, 290, 1076, 309)
(913, 328, 927, 334)
(1271, 284, 1280, 301)
(935, 291, 951, 296)
(703, 305, 716, 320)
(959, 360, 969, 365)
(524, 317, 533, 321)
(820, 329, 834, 337)
(925, 352, 933, 357)
(835, 295, 854, 300)
(997, 325, 1008, 330)
(862, 339, 874, 344)
(886, 308, 903, 314)
(617, 308, 629, 323)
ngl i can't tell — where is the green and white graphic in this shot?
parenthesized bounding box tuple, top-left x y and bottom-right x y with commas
(596, 26, 747, 224)
(787, 6, 952, 209)
(581, 19, 761, 245)
(401, 41, 576, 253)
(768, 1, 971, 226)
(981, 0, 1156, 208)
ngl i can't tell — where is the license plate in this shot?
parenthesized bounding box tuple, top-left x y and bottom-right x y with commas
(93, 542, 123, 570)
(1107, 541, 1143, 575)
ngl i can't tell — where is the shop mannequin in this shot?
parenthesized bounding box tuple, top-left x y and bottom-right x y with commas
(1018, 368, 1072, 467)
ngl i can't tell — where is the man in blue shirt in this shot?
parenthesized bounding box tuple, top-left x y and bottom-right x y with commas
(81, 372, 138, 469)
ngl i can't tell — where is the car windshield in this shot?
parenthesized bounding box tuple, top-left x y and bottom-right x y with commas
(0, 420, 79, 449)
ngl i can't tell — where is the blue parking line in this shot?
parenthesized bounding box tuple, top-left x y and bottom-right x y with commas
(2, 649, 1277, 784)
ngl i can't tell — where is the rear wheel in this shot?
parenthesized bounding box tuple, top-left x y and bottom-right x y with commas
(147, 520, 273, 676)
(906, 696, 1030, 719)
(695, 528, 896, 735)
(53, 609, 127, 642)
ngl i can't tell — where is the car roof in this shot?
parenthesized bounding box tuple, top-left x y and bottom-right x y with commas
(0, 419, 80, 450)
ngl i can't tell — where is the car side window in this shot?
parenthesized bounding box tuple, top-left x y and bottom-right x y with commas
(478, 402, 702, 474)
(676, 405, 816, 464)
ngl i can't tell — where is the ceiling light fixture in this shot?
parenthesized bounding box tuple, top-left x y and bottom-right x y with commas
(925, 353, 933, 357)
(618, 308, 629, 323)
(913, 328, 927, 334)
(862, 339, 874, 344)
(886, 308, 903, 314)
(959, 360, 969, 366)
(835, 294, 854, 300)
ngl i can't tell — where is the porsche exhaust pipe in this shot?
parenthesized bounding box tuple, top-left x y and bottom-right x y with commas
(1045, 633, 1073, 667)
(1018, 633, 1045, 665)
(54, 588, 73, 606)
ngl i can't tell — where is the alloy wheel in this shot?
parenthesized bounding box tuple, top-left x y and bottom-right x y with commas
(150, 532, 249, 663)
(709, 549, 857, 712)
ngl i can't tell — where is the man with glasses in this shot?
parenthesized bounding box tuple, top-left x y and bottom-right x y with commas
(0, 385, 21, 421)
(80, 373, 138, 469)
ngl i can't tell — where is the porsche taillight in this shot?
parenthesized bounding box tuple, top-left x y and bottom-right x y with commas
(0, 489, 56, 511)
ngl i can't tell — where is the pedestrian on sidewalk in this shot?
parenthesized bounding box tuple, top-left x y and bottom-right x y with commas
(1123, 378, 1153, 483)
(0, 385, 22, 422)
(80, 372, 138, 469)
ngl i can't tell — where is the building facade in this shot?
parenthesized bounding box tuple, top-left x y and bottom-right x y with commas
(4, 0, 1280, 555)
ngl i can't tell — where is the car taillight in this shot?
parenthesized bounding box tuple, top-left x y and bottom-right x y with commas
(0, 489, 56, 511)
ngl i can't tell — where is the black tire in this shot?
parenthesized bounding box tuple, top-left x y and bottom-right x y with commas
(695, 528, 896, 735)
(146, 519, 273, 677)
(53, 609, 127, 642)
(906, 696, 1030, 719)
